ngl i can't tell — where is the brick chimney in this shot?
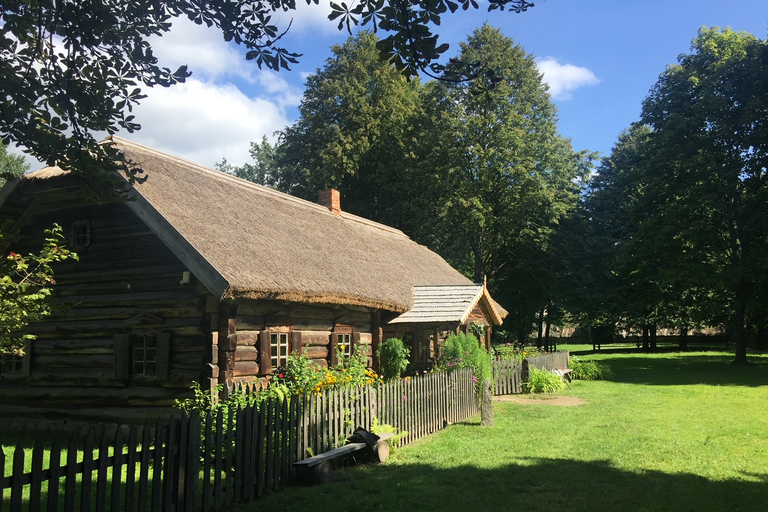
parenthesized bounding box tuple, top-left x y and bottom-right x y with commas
(318, 189, 341, 215)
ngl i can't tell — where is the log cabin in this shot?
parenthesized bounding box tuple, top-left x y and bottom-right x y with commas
(0, 137, 506, 421)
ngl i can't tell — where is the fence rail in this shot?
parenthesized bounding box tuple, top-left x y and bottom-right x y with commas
(2, 352, 569, 511)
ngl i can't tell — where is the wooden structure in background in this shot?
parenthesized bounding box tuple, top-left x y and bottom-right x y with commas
(0, 137, 506, 421)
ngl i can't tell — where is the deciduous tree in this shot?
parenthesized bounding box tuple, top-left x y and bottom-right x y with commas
(1, 0, 535, 186)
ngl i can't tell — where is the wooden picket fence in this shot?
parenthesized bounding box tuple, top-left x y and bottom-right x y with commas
(2, 352, 569, 511)
(0, 414, 201, 512)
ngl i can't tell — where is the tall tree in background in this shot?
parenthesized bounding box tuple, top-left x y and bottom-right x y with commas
(0, 143, 29, 185)
(577, 27, 768, 361)
(225, 27, 593, 343)
(222, 31, 423, 231)
(416, 25, 592, 342)
(638, 27, 768, 364)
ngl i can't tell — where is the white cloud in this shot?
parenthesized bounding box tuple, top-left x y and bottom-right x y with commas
(124, 78, 293, 168)
(536, 57, 599, 100)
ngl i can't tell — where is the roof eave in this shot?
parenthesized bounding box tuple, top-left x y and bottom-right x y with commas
(124, 187, 231, 300)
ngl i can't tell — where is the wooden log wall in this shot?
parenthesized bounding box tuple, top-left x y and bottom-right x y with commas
(228, 301, 377, 388)
(0, 183, 209, 420)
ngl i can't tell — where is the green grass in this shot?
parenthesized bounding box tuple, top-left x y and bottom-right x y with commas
(229, 350, 768, 512)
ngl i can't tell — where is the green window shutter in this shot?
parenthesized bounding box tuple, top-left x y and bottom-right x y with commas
(114, 334, 130, 379)
(156, 332, 171, 380)
(259, 330, 272, 375)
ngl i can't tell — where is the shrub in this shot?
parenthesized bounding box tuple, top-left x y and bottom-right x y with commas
(378, 337, 410, 381)
(570, 356, 613, 380)
(523, 366, 565, 394)
(272, 346, 382, 397)
(437, 332, 492, 403)
(370, 416, 408, 446)
(492, 342, 547, 360)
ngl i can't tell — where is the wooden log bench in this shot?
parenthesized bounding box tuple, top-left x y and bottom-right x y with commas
(552, 368, 573, 388)
(293, 431, 394, 485)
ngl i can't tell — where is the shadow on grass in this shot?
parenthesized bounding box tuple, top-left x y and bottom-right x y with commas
(236, 457, 768, 512)
(594, 353, 768, 387)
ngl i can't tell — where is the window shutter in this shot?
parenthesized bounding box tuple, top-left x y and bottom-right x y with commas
(114, 334, 130, 379)
(156, 332, 171, 380)
(352, 331, 361, 356)
(21, 339, 31, 377)
(291, 331, 302, 356)
(329, 332, 338, 367)
(259, 330, 272, 375)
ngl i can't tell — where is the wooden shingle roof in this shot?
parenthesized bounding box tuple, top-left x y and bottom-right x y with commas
(388, 284, 506, 326)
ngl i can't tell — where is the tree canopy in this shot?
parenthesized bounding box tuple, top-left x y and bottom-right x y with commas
(574, 27, 768, 362)
(223, 27, 594, 343)
(1, 0, 536, 188)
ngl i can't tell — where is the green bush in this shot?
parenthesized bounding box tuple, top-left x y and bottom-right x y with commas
(522, 366, 565, 394)
(570, 356, 613, 380)
(437, 332, 492, 403)
(377, 337, 410, 380)
(493, 342, 547, 360)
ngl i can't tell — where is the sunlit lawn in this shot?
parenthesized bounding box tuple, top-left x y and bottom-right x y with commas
(230, 350, 768, 512)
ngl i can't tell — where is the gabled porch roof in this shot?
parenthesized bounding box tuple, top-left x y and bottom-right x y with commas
(388, 284, 507, 326)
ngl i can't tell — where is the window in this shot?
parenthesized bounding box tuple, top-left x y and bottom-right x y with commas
(330, 326, 355, 366)
(114, 332, 170, 380)
(132, 334, 158, 376)
(259, 328, 298, 375)
(271, 332, 290, 369)
(0, 353, 23, 376)
(336, 332, 352, 358)
(70, 220, 91, 250)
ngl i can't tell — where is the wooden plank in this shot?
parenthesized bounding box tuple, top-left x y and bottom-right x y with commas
(265, 401, 275, 494)
(81, 433, 96, 512)
(213, 409, 225, 510)
(256, 404, 267, 498)
(163, 418, 178, 512)
(29, 440, 44, 512)
(47, 439, 62, 512)
(110, 428, 125, 512)
(5, 444, 26, 510)
(138, 421, 152, 508)
(95, 429, 110, 512)
(64, 437, 77, 512)
(176, 415, 190, 510)
(184, 414, 201, 512)
(125, 424, 139, 511)
(202, 413, 213, 512)
(224, 408, 235, 506)
(151, 421, 167, 511)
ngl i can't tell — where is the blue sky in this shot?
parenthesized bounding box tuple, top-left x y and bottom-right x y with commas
(16, 0, 768, 171)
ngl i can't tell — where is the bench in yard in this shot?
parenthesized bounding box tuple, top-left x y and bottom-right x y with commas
(293, 431, 394, 484)
(552, 368, 573, 388)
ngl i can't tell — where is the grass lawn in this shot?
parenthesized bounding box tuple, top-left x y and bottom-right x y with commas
(228, 350, 768, 512)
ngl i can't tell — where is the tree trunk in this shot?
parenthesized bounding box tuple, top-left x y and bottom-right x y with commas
(642, 325, 649, 351)
(733, 279, 748, 365)
(544, 312, 552, 352)
(650, 324, 657, 351)
(536, 307, 544, 349)
(679, 327, 688, 351)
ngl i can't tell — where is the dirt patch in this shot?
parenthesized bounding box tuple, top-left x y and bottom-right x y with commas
(494, 395, 586, 407)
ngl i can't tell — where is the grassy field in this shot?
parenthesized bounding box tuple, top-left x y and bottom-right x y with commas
(230, 350, 768, 512)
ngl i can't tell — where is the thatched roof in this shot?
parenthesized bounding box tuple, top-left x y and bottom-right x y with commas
(26, 137, 478, 313)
